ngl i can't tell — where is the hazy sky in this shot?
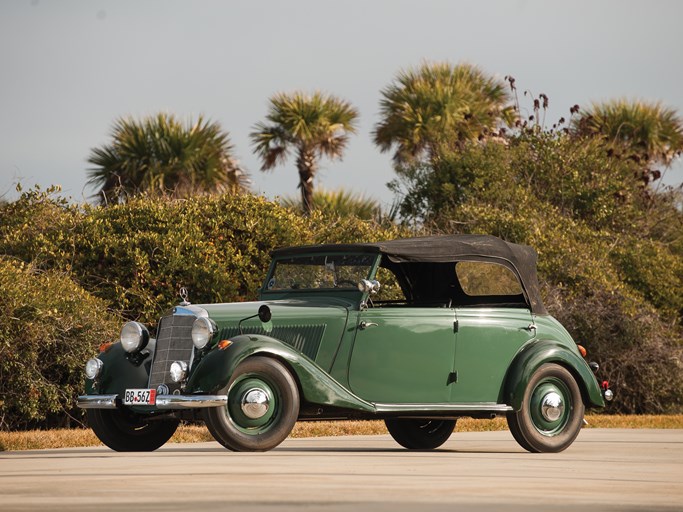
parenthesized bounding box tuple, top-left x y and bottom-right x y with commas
(2, 0, 682, 209)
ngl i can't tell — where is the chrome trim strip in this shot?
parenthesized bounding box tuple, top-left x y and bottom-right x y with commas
(155, 394, 227, 409)
(172, 305, 208, 317)
(76, 395, 118, 409)
(77, 394, 228, 409)
(373, 402, 513, 413)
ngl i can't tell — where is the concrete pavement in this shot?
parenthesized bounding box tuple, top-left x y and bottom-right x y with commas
(1, 428, 682, 511)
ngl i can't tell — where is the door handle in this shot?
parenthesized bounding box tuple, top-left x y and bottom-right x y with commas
(359, 321, 378, 330)
(521, 323, 537, 334)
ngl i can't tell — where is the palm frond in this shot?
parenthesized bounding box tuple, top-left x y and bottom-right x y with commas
(86, 113, 249, 204)
(374, 61, 514, 164)
(572, 99, 683, 166)
(280, 188, 381, 220)
(250, 91, 359, 212)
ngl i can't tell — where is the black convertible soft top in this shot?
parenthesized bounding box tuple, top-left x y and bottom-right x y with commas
(272, 234, 546, 315)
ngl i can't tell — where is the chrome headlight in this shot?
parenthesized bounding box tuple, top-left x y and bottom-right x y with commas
(84, 358, 103, 380)
(169, 361, 188, 383)
(120, 321, 150, 353)
(192, 317, 216, 350)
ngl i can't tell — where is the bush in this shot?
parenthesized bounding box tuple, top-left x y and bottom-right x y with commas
(396, 129, 683, 414)
(0, 257, 119, 430)
(546, 286, 683, 414)
(0, 188, 411, 429)
(444, 200, 683, 414)
(0, 189, 408, 329)
(3, 173, 680, 419)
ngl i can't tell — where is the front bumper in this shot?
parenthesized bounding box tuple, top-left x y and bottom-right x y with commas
(77, 394, 228, 410)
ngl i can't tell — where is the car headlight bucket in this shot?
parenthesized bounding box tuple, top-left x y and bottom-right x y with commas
(84, 358, 103, 380)
(192, 317, 216, 349)
(120, 321, 150, 353)
(169, 361, 188, 383)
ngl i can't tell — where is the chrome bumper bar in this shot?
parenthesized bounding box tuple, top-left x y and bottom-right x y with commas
(77, 394, 228, 410)
(77, 395, 118, 409)
(155, 394, 227, 409)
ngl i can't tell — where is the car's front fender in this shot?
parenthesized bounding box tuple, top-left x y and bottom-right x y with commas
(85, 341, 154, 396)
(185, 334, 375, 413)
(506, 339, 605, 410)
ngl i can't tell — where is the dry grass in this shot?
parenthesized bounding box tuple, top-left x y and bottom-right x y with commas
(1, 414, 682, 452)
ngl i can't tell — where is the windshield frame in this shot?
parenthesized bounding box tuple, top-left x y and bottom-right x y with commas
(261, 252, 381, 295)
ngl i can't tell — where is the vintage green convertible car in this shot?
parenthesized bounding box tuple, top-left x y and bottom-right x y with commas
(78, 234, 612, 453)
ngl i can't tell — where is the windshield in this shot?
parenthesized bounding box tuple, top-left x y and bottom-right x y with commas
(265, 254, 376, 291)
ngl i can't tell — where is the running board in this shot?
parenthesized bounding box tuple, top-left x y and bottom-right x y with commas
(373, 403, 513, 414)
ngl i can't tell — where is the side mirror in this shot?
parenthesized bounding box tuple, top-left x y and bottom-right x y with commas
(358, 279, 381, 294)
(238, 305, 273, 335)
(258, 304, 272, 323)
(258, 304, 273, 333)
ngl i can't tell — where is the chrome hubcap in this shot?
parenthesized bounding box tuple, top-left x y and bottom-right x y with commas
(240, 388, 270, 419)
(540, 391, 564, 422)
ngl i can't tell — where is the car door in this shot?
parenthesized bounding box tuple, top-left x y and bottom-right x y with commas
(449, 260, 536, 403)
(450, 307, 535, 403)
(347, 307, 456, 404)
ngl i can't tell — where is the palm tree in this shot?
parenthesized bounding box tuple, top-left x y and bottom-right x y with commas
(571, 99, 683, 167)
(87, 113, 248, 204)
(280, 188, 381, 220)
(373, 62, 516, 165)
(250, 91, 359, 214)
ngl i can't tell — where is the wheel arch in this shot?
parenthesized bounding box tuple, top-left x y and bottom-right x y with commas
(505, 339, 605, 411)
(186, 334, 375, 413)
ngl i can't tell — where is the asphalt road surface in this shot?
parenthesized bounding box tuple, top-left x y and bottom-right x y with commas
(1, 428, 682, 512)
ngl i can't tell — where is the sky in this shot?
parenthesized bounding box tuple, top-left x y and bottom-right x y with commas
(1, 0, 682, 210)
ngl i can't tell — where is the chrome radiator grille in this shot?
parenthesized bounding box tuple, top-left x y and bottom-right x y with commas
(148, 315, 195, 392)
(217, 324, 326, 360)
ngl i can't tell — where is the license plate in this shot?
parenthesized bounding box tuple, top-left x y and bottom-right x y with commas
(123, 388, 156, 406)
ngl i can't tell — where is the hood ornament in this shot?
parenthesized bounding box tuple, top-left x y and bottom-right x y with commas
(179, 287, 190, 306)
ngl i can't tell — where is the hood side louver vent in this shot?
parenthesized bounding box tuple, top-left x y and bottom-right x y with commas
(219, 324, 326, 360)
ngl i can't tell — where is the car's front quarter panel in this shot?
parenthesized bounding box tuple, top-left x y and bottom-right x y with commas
(202, 300, 351, 372)
(185, 334, 374, 413)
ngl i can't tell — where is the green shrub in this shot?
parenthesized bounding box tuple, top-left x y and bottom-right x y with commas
(545, 285, 683, 414)
(3, 175, 681, 418)
(1, 190, 413, 429)
(69, 194, 310, 325)
(0, 258, 119, 430)
(0, 189, 406, 330)
(399, 128, 683, 414)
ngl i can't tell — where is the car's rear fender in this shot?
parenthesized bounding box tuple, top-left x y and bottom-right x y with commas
(505, 339, 605, 410)
(185, 334, 375, 413)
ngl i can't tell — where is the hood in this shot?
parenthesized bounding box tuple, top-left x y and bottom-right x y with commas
(197, 299, 351, 363)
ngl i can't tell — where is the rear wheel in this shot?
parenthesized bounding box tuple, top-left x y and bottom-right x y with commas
(204, 357, 299, 452)
(385, 418, 456, 449)
(87, 408, 179, 452)
(506, 363, 585, 453)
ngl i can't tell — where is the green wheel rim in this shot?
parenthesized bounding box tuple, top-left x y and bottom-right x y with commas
(529, 377, 572, 436)
(227, 373, 279, 434)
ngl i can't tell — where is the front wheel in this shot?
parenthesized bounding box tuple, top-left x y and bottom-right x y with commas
(204, 357, 299, 452)
(385, 418, 456, 450)
(506, 363, 585, 453)
(87, 408, 179, 452)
